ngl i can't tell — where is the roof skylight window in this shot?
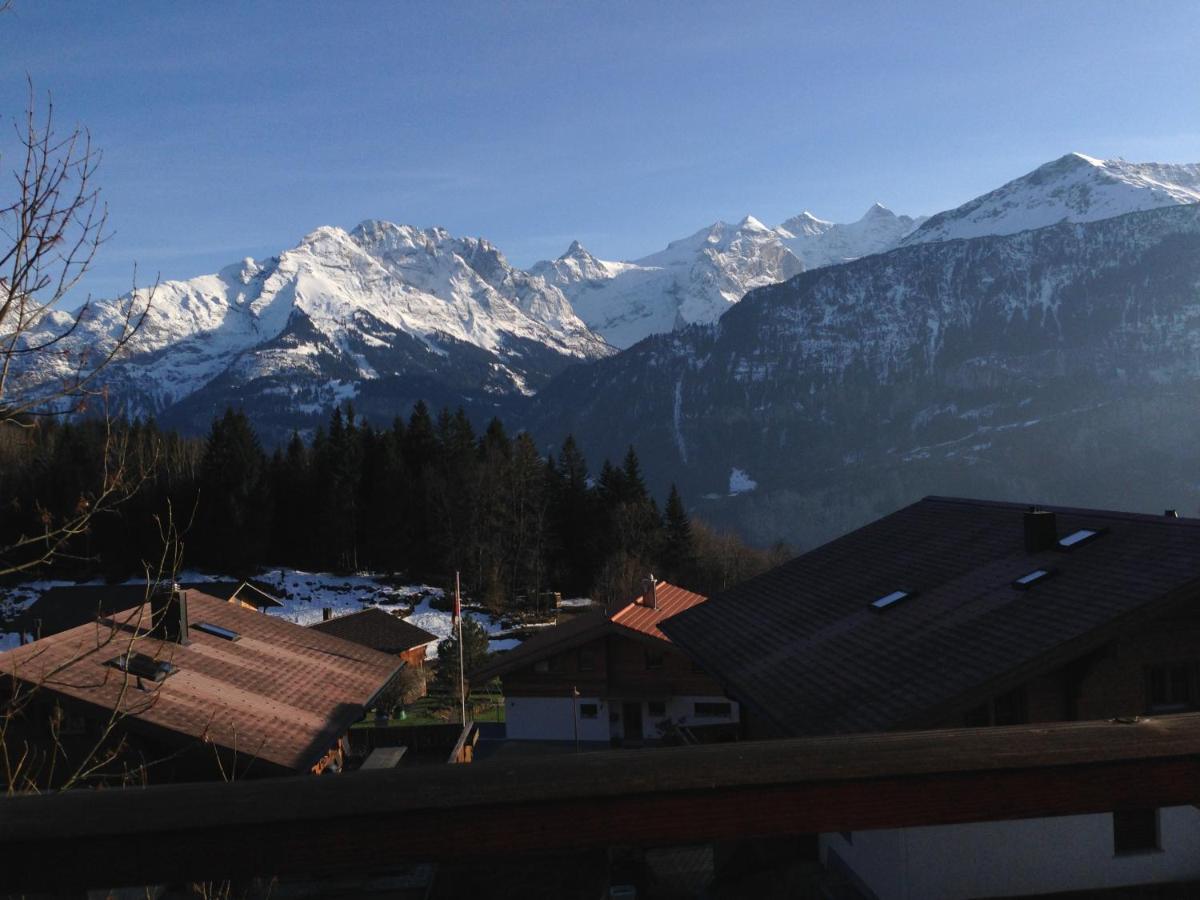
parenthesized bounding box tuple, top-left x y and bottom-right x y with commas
(1058, 529, 1101, 550)
(1013, 569, 1053, 590)
(193, 622, 240, 641)
(109, 652, 175, 682)
(871, 590, 913, 612)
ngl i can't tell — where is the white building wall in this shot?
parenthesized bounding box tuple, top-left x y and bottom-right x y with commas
(666, 695, 740, 729)
(504, 696, 610, 742)
(505, 695, 738, 742)
(821, 806, 1200, 900)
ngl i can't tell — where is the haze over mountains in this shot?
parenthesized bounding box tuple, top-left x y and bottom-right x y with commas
(18, 152, 1200, 547)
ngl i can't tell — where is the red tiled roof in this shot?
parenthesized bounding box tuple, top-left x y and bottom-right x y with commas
(471, 582, 707, 680)
(611, 583, 707, 641)
(661, 496, 1200, 738)
(0, 591, 400, 773)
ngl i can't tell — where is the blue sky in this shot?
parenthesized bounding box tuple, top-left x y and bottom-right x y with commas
(2, 1, 1198, 301)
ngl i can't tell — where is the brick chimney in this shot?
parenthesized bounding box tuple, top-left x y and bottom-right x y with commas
(151, 583, 190, 645)
(641, 575, 658, 610)
(1023, 508, 1057, 554)
(322, 607, 333, 621)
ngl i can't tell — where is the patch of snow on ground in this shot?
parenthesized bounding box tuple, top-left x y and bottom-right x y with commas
(0, 631, 30, 651)
(1, 567, 513, 659)
(729, 467, 758, 495)
(557, 597, 595, 609)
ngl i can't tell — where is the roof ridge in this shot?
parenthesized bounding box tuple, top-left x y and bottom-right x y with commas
(923, 495, 1200, 527)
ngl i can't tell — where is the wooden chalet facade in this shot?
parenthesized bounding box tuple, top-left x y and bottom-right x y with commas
(662, 497, 1200, 899)
(0, 586, 400, 785)
(474, 580, 738, 745)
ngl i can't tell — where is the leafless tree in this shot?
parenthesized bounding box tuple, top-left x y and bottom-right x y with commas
(0, 81, 156, 577)
(0, 81, 150, 424)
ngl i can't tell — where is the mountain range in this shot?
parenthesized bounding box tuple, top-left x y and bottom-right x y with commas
(16, 151, 1200, 548)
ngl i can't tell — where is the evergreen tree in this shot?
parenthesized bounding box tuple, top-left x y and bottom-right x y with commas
(436, 616, 491, 706)
(661, 484, 696, 583)
(194, 408, 270, 572)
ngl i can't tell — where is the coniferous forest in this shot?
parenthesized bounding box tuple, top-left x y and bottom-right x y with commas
(0, 404, 789, 609)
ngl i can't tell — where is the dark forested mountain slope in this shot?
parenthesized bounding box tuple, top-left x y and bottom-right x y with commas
(525, 203, 1200, 548)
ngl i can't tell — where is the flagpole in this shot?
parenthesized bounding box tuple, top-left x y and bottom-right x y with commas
(456, 571, 467, 726)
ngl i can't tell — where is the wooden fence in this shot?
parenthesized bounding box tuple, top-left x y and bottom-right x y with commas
(5, 713, 1200, 892)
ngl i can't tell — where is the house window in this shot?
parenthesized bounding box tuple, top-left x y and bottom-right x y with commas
(579, 650, 596, 672)
(548, 654, 564, 673)
(533, 660, 549, 674)
(645, 650, 664, 670)
(579, 703, 599, 719)
(1113, 809, 1159, 855)
(694, 701, 732, 718)
(1146, 663, 1196, 714)
(647, 701, 666, 717)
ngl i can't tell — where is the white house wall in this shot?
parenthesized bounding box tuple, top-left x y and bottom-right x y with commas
(821, 806, 1200, 900)
(504, 696, 610, 742)
(506, 694, 738, 742)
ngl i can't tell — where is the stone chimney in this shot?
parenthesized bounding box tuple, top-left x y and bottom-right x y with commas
(322, 607, 333, 621)
(151, 583, 190, 645)
(1023, 508, 1058, 554)
(641, 575, 658, 610)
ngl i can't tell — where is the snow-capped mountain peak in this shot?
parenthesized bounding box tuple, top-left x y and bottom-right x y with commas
(902, 152, 1200, 246)
(541, 217, 802, 348)
(15, 220, 613, 432)
(777, 211, 833, 238)
(776, 203, 926, 269)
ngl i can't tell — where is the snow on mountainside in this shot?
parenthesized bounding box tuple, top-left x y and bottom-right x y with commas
(534, 208, 925, 348)
(534, 217, 803, 349)
(16, 221, 612, 434)
(526, 202, 1200, 550)
(777, 203, 926, 268)
(903, 152, 1200, 246)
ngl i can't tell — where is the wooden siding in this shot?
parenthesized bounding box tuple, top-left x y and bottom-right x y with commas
(501, 634, 724, 699)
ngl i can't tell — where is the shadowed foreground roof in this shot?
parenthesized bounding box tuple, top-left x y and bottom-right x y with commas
(473, 581, 706, 680)
(308, 607, 438, 655)
(662, 496, 1200, 737)
(0, 592, 400, 773)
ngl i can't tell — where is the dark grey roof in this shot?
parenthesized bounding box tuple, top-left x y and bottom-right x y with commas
(308, 608, 438, 655)
(660, 497, 1200, 737)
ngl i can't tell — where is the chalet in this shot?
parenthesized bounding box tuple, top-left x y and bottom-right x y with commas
(15, 580, 283, 641)
(0, 584, 400, 785)
(309, 607, 438, 677)
(661, 497, 1200, 899)
(473, 578, 738, 746)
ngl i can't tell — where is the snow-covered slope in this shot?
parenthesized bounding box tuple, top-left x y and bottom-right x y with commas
(17, 221, 613, 432)
(534, 208, 926, 348)
(778, 203, 926, 268)
(527, 202, 1200, 550)
(903, 153, 1200, 246)
(533, 217, 804, 349)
